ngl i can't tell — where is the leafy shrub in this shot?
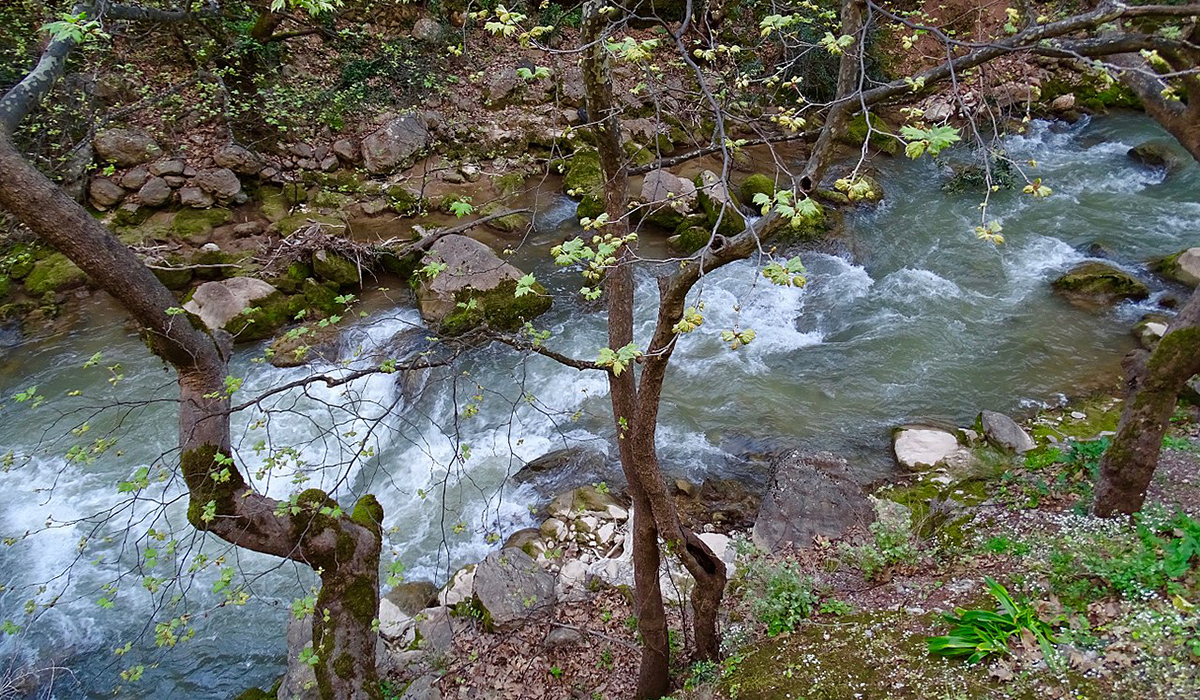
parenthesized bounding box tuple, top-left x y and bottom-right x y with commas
(839, 516, 918, 580)
(750, 561, 817, 635)
(927, 578, 1058, 667)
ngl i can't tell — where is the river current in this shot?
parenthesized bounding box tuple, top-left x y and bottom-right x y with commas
(0, 114, 1197, 698)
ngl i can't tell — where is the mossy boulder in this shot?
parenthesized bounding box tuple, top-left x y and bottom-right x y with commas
(1154, 247, 1200, 288)
(639, 169, 698, 231)
(694, 170, 746, 236)
(274, 213, 347, 237)
(312, 249, 362, 287)
(267, 261, 313, 294)
(738, 173, 777, 208)
(295, 277, 342, 317)
(182, 277, 287, 342)
(416, 235, 551, 335)
(223, 289, 292, 341)
(385, 184, 422, 215)
(169, 208, 232, 244)
(24, 253, 87, 296)
(310, 188, 352, 210)
(841, 112, 900, 156)
(668, 224, 711, 255)
(0, 275, 10, 300)
(1051, 261, 1150, 306)
(562, 148, 606, 220)
(259, 185, 291, 223)
(1128, 141, 1185, 175)
(479, 202, 533, 235)
(151, 257, 194, 290)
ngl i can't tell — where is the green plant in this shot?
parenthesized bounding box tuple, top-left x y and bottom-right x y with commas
(685, 659, 719, 690)
(1163, 435, 1198, 453)
(751, 561, 816, 635)
(927, 577, 1059, 667)
(817, 598, 853, 616)
(549, 664, 564, 679)
(839, 516, 918, 580)
(982, 535, 1030, 556)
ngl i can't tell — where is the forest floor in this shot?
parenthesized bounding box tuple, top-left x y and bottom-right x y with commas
(412, 391, 1200, 700)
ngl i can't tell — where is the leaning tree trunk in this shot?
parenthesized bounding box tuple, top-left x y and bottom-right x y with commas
(1094, 288, 1200, 516)
(0, 129, 384, 700)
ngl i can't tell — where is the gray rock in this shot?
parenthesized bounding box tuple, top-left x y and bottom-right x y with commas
(513, 447, 606, 494)
(1128, 140, 1184, 174)
(213, 144, 265, 175)
(93, 128, 161, 167)
(89, 177, 126, 209)
(361, 115, 430, 175)
(233, 221, 265, 238)
(163, 175, 187, 188)
(544, 626, 583, 649)
(399, 674, 441, 700)
(752, 451, 873, 553)
(138, 177, 172, 207)
(182, 278, 278, 331)
(472, 548, 556, 631)
(979, 410, 1035, 453)
(332, 138, 360, 163)
(119, 166, 150, 190)
(415, 606, 458, 654)
(640, 169, 697, 230)
(414, 234, 549, 331)
(412, 17, 442, 42)
(178, 186, 214, 208)
(484, 70, 518, 108)
(277, 614, 318, 700)
(149, 159, 185, 176)
(194, 168, 242, 199)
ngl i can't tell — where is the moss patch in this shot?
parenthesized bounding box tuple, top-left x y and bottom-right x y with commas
(223, 290, 293, 341)
(23, 253, 87, 296)
(841, 112, 900, 156)
(738, 173, 776, 208)
(1051, 261, 1149, 304)
(170, 208, 232, 243)
(479, 201, 532, 234)
(437, 278, 552, 336)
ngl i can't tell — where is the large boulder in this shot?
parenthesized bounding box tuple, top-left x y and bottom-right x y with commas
(278, 615, 318, 700)
(88, 177, 126, 209)
(694, 170, 746, 236)
(639, 169, 698, 230)
(93, 128, 161, 167)
(979, 410, 1035, 453)
(752, 451, 873, 553)
(182, 277, 279, 331)
(1052, 261, 1150, 305)
(471, 548, 557, 631)
(411, 17, 442, 42)
(414, 235, 551, 335)
(1156, 247, 1200, 288)
(362, 115, 430, 175)
(312, 249, 361, 286)
(514, 447, 607, 497)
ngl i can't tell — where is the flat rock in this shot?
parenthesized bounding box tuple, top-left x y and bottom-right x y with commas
(362, 114, 430, 175)
(194, 168, 242, 199)
(752, 450, 872, 553)
(93, 128, 160, 167)
(182, 277, 278, 331)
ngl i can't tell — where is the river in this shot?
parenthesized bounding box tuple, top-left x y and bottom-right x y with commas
(0, 113, 1196, 698)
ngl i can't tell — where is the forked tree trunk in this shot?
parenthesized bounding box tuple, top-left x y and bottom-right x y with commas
(1094, 288, 1200, 516)
(0, 130, 384, 700)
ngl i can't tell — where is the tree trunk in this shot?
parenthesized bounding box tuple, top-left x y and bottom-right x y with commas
(0, 129, 384, 700)
(1094, 288, 1200, 516)
(799, 0, 866, 190)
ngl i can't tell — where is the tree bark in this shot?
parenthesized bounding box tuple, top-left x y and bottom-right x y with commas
(1094, 288, 1200, 516)
(0, 128, 383, 700)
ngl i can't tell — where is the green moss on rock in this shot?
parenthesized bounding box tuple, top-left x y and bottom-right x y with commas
(312, 250, 362, 287)
(738, 173, 777, 208)
(23, 253, 87, 296)
(259, 185, 291, 223)
(274, 213, 347, 237)
(1052, 261, 1150, 304)
(842, 113, 900, 155)
(438, 278, 552, 336)
(479, 201, 532, 234)
(223, 290, 293, 341)
(170, 208, 232, 244)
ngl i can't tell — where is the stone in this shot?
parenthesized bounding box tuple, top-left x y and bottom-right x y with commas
(1156, 247, 1200, 288)
(194, 168, 242, 199)
(414, 235, 551, 335)
(182, 277, 279, 331)
(398, 674, 441, 700)
(539, 517, 568, 542)
(1052, 261, 1150, 305)
(514, 447, 606, 492)
(484, 70, 518, 108)
(213, 144, 265, 175)
(414, 606, 457, 654)
(362, 115, 431, 175)
(752, 451, 873, 553)
(558, 559, 587, 590)
(1050, 93, 1076, 112)
(233, 221, 265, 238)
(138, 177, 172, 207)
(378, 597, 415, 643)
(547, 484, 623, 520)
(472, 548, 557, 631)
(478, 201, 532, 235)
(694, 170, 746, 236)
(89, 177, 126, 209)
(412, 17, 441, 42)
(332, 138, 360, 163)
(93, 128, 161, 167)
(179, 186, 214, 208)
(544, 626, 583, 649)
(737, 173, 776, 208)
(893, 427, 960, 470)
(278, 614, 318, 700)
(385, 580, 439, 616)
(979, 410, 1036, 453)
(503, 528, 544, 554)
(312, 249, 362, 286)
(163, 175, 187, 188)
(1133, 314, 1170, 349)
(640, 169, 698, 230)
(437, 564, 475, 607)
(149, 159, 185, 176)
(1128, 141, 1184, 173)
(120, 166, 150, 190)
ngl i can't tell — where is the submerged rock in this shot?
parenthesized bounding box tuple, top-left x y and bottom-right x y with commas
(1051, 261, 1150, 305)
(752, 450, 872, 553)
(1128, 140, 1184, 174)
(1155, 247, 1200, 288)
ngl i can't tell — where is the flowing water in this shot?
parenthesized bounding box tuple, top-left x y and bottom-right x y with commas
(0, 114, 1197, 698)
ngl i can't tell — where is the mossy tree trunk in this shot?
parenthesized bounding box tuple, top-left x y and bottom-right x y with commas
(1094, 288, 1200, 516)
